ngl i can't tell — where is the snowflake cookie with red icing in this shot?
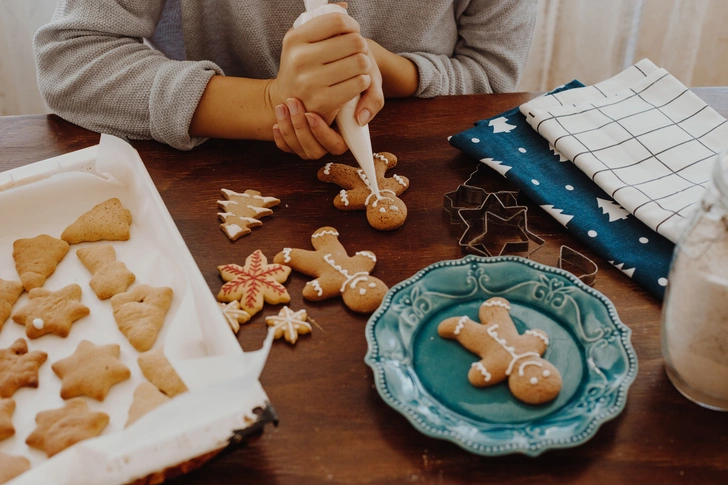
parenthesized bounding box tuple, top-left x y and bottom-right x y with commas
(217, 250, 291, 316)
(273, 227, 388, 314)
(265, 306, 311, 344)
(317, 152, 409, 231)
(217, 189, 280, 241)
(438, 297, 562, 405)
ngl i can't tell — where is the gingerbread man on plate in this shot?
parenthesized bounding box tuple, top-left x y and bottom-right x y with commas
(438, 297, 563, 405)
(274, 227, 388, 314)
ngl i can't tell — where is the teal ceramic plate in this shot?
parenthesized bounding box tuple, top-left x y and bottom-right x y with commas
(364, 255, 637, 456)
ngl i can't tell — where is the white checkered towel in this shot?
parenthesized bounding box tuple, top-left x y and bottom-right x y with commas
(520, 59, 728, 243)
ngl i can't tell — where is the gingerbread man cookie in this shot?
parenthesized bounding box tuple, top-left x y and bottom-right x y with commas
(438, 297, 562, 405)
(318, 152, 409, 231)
(273, 227, 388, 314)
(218, 189, 280, 241)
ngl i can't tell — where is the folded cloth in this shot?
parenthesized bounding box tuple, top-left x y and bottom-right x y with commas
(519, 59, 728, 243)
(449, 81, 674, 298)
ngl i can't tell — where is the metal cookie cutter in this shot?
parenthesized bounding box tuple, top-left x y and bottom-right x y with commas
(558, 245, 598, 286)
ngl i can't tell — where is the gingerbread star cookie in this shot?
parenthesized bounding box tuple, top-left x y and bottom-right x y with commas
(0, 452, 31, 484)
(13, 234, 70, 291)
(61, 197, 133, 244)
(265, 306, 312, 344)
(0, 399, 15, 441)
(12, 284, 90, 339)
(111, 285, 173, 352)
(26, 398, 109, 457)
(77, 245, 136, 300)
(273, 227, 388, 314)
(218, 300, 251, 333)
(52, 340, 131, 401)
(217, 250, 291, 316)
(0, 279, 24, 329)
(438, 297, 563, 405)
(217, 189, 280, 241)
(318, 152, 409, 230)
(125, 382, 170, 428)
(0, 339, 47, 398)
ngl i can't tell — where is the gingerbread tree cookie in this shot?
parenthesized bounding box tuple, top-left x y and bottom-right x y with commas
(0, 452, 30, 484)
(265, 306, 312, 344)
(52, 340, 131, 401)
(273, 227, 388, 314)
(0, 279, 24, 329)
(77, 245, 136, 300)
(12, 284, 90, 339)
(26, 398, 109, 457)
(438, 297, 563, 405)
(111, 285, 174, 352)
(218, 250, 291, 316)
(217, 189, 281, 241)
(318, 152, 409, 231)
(0, 399, 15, 441)
(125, 382, 170, 428)
(61, 197, 133, 244)
(13, 234, 69, 291)
(0, 339, 47, 398)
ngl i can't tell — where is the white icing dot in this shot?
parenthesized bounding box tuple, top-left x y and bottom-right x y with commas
(565, 185, 574, 191)
(471, 137, 480, 143)
(658, 277, 668, 287)
(530, 377, 538, 385)
(588, 230, 598, 238)
(32, 318, 44, 330)
(639, 237, 649, 244)
(531, 179, 540, 186)
(518, 147, 527, 153)
(379, 207, 386, 213)
(543, 370, 551, 377)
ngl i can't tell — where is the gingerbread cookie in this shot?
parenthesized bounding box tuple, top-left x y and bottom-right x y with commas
(217, 189, 280, 241)
(111, 285, 173, 352)
(52, 340, 131, 401)
(0, 279, 24, 329)
(13, 234, 69, 291)
(273, 227, 388, 314)
(318, 152, 409, 231)
(77, 245, 136, 299)
(218, 250, 291, 316)
(0, 452, 30, 484)
(0, 339, 47, 398)
(125, 382, 170, 428)
(61, 197, 132, 244)
(137, 347, 188, 397)
(12, 284, 90, 339)
(218, 301, 251, 333)
(0, 399, 15, 441)
(265, 306, 312, 344)
(26, 398, 109, 457)
(438, 297, 562, 405)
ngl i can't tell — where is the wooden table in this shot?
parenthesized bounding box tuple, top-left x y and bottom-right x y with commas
(2, 89, 727, 485)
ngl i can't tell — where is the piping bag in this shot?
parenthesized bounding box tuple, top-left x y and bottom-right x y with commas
(294, 0, 381, 197)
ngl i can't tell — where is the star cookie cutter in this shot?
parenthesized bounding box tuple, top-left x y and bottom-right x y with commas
(558, 245, 598, 286)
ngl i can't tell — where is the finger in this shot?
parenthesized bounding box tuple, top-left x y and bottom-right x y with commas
(293, 12, 359, 43)
(272, 125, 294, 153)
(275, 103, 307, 158)
(309, 33, 368, 65)
(286, 98, 328, 160)
(356, 68, 384, 126)
(319, 52, 371, 87)
(305, 112, 349, 156)
(324, 74, 372, 109)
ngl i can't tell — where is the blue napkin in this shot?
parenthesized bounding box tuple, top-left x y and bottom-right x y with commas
(449, 81, 674, 299)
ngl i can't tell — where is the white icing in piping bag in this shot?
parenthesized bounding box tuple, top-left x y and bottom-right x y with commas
(294, 0, 381, 197)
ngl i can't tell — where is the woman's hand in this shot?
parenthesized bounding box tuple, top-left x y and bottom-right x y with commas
(272, 98, 349, 160)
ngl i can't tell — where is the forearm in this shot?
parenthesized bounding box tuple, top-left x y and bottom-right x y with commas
(366, 39, 418, 98)
(189, 75, 278, 141)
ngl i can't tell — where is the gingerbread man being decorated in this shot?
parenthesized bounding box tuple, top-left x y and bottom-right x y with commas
(317, 152, 409, 231)
(273, 227, 388, 314)
(438, 297, 563, 405)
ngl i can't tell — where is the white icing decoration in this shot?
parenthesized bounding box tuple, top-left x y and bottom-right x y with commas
(219, 301, 250, 332)
(32, 318, 44, 330)
(323, 254, 372, 294)
(389, 206, 399, 211)
(393, 174, 407, 187)
(530, 377, 538, 385)
(486, 324, 540, 376)
(365, 189, 397, 207)
(525, 329, 549, 345)
(252, 194, 279, 205)
(373, 153, 389, 165)
(248, 205, 271, 215)
(368, 283, 376, 288)
(312, 230, 339, 238)
(221, 188, 240, 198)
(226, 224, 243, 237)
(266, 307, 311, 340)
(355, 251, 377, 263)
(217, 200, 235, 208)
(359, 288, 367, 295)
(471, 362, 492, 382)
(518, 360, 544, 376)
(309, 280, 323, 296)
(454, 316, 467, 335)
(543, 370, 551, 377)
(339, 189, 349, 206)
(324, 162, 333, 175)
(282, 248, 292, 263)
(482, 299, 511, 310)
(379, 207, 386, 213)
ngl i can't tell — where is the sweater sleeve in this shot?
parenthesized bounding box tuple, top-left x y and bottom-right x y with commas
(399, 0, 537, 97)
(33, 0, 224, 150)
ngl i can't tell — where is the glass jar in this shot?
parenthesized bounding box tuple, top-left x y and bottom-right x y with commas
(661, 151, 728, 411)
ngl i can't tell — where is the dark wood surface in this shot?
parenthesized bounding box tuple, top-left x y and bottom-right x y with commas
(2, 88, 728, 485)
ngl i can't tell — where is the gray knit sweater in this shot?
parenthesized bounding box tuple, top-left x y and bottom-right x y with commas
(34, 0, 537, 150)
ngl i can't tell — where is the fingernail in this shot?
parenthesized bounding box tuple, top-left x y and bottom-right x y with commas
(275, 105, 285, 121)
(286, 98, 299, 116)
(273, 124, 280, 136)
(358, 109, 371, 126)
(305, 113, 317, 127)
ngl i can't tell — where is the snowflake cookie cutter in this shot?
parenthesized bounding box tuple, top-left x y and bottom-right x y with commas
(557, 245, 598, 286)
